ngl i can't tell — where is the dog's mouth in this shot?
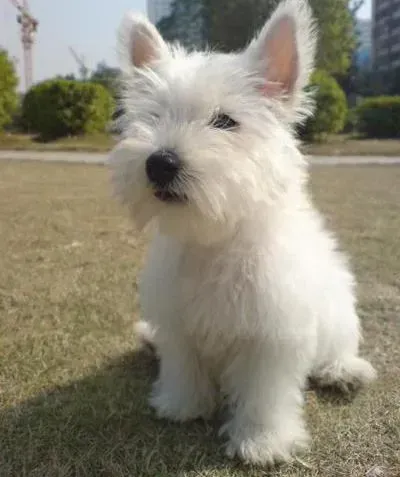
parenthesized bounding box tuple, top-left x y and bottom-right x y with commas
(154, 189, 187, 203)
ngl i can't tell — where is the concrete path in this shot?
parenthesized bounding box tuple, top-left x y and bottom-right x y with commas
(0, 150, 107, 164)
(1, 150, 400, 165)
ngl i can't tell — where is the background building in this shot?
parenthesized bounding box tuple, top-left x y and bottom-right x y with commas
(147, 0, 173, 25)
(355, 18, 372, 70)
(372, 0, 400, 71)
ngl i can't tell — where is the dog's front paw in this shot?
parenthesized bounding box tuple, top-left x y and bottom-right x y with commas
(149, 381, 215, 422)
(222, 423, 309, 466)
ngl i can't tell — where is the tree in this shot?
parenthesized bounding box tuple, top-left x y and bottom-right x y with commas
(90, 62, 121, 99)
(339, 1, 365, 102)
(158, 0, 355, 77)
(158, 0, 205, 49)
(159, 0, 278, 51)
(204, 0, 278, 52)
(56, 73, 77, 81)
(311, 0, 355, 76)
(0, 48, 19, 131)
(300, 70, 348, 141)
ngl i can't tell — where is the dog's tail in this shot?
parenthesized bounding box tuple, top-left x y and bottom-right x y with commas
(134, 320, 158, 355)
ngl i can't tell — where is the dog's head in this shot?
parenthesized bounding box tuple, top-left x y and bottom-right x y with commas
(109, 0, 317, 244)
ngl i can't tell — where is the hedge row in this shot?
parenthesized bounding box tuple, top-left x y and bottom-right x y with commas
(19, 73, 347, 142)
(16, 75, 400, 141)
(356, 96, 400, 138)
(21, 79, 114, 139)
(302, 85, 400, 140)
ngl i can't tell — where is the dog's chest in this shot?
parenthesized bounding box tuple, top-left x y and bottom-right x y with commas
(177, 244, 264, 345)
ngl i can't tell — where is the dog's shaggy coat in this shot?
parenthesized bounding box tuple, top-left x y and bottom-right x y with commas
(109, 0, 376, 465)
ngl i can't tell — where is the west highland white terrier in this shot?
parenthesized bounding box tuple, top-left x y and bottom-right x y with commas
(109, 0, 376, 466)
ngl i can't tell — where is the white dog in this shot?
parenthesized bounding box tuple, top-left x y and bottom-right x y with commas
(109, 0, 376, 466)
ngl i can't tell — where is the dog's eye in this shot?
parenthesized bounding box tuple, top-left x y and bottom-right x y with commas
(210, 113, 239, 131)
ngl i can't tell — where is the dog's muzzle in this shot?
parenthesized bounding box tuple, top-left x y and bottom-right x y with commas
(146, 149, 186, 203)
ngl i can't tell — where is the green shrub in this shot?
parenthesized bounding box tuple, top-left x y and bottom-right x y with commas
(356, 96, 400, 138)
(301, 70, 348, 142)
(21, 79, 114, 139)
(342, 107, 357, 134)
(0, 49, 19, 131)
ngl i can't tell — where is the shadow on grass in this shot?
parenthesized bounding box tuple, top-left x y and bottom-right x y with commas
(307, 379, 360, 406)
(0, 350, 235, 477)
(1, 350, 365, 476)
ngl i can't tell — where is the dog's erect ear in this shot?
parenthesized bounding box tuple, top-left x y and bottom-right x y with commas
(118, 13, 169, 69)
(245, 0, 316, 110)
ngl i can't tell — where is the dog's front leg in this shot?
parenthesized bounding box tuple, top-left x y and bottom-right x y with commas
(220, 340, 310, 466)
(149, 332, 216, 422)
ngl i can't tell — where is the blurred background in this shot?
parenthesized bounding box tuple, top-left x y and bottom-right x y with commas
(0, 0, 399, 149)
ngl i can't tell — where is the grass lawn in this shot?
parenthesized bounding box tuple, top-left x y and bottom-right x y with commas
(0, 161, 399, 477)
(2, 132, 400, 156)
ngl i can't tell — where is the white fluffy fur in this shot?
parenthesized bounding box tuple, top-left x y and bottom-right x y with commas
(109, 0, 376, 466)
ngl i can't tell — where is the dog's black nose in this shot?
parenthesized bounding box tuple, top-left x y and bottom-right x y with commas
(146, 149, 181, 188)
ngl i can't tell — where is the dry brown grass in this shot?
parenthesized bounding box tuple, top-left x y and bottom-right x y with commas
(0, 161, 399, 477)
